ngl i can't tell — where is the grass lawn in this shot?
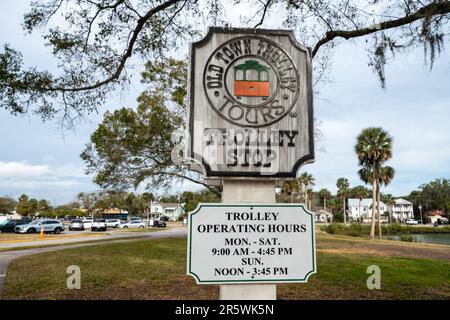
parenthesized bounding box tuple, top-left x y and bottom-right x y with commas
(2, 234, 450, 300)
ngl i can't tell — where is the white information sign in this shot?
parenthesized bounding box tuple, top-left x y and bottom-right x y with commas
(187, 204, 316, 284)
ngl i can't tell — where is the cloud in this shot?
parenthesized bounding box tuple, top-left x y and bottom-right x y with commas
(0, 161, 92, 203)
(305, 41, 450, 196)
(0, 161, 49, 177)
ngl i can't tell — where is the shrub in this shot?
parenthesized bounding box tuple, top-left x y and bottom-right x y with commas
(400, 235, 416, 242)
(322, 222, 450, 237)
(324, 223, 344, 234)
(348, 224, 369, 237)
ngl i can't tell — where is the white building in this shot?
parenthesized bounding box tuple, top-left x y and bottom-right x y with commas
(149, 202, 184, 221)
(391, 198, 414, 222)
(0, 210, 22, 221)
(347, 199, 388, 222)
(314, 209, 333, 224)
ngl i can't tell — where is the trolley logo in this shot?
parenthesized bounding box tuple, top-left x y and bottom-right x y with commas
(234, 60, 270, 99)
(204, 36, 299, 127)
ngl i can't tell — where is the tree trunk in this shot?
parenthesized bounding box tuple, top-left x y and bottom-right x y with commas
(387, 204, 390, 224)
(370, 180, 377, 240)
(343, 196, 347, 225)
(377, 181, 382, 239)
(359, 199, 362, 223)
(324, 198, 327, 212)
(304, 183, 308, 206)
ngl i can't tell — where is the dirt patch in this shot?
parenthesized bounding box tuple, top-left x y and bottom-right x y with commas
(318, 248, 392, 257)
(0, 233, 106, 244)
(318, 234, 450, 262)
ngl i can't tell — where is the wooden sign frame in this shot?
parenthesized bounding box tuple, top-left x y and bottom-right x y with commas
(187, 27, 314, 179)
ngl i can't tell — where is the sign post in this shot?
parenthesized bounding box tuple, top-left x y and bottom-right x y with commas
(221, 180, 277, 299)
(186, 27, 315, 300)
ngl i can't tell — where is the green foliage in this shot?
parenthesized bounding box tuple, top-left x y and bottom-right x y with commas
(399, 235, 416, 242)
(81, 59, 219, 195)
(336, 178, 350, 199)
(1, 1, 201, 123)
(16, 194, 41, 217)
(349, 185, 370, 199)
(180, 190, 220, 213)
(323, 223, 346, 234)
(332, 211, 344, 223)
(39, 208, 86, 218)
(278, 180, 300, 203)
(1, 1, 450, 123)
(355, 127, 393, 168)
(324, 223, 450, 237)
(77, 191, 153, 216)
(406, 178, 450, 216)
(0, 196, 17, 214)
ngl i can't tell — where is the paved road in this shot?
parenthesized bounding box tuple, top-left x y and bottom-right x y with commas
(0, 228, 187, 299)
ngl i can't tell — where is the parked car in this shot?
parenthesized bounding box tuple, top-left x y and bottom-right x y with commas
(15, 219, 65, 234)
(68, 219, 85, 231)
(160, 216, 169, 222)
(105, 219, 121, 228)
(0, 218, 32, 233)
(120, 220, 145, 229)
(82, 218, 93, 229)
(91, 219, 107, 231)
(153, 220, 167, 228)
(405, 219, 418, 225)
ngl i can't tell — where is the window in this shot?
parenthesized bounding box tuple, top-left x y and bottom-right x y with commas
(260, 71, 268, 81)
(235, 69, 244, 81)
(246, 69, 258, 81)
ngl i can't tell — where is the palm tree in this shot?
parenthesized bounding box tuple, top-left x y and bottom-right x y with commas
(336, 178, 350, 225)
(328, 197, 339, 222)
(298, 172, 315, 207)
(317, 188, 332, 212)
(355, 127, 393, 240)
(353, 186, 368, 222)
(358, 164, 378, 238)
(378, 166, 395, 237)
(381, 193, 395, 224)
(306, 188, 315, 210)
(281, 180, 299, 203)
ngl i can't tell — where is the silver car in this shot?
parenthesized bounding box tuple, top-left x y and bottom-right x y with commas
(68, 219, 85, 231)
(15, 219, 65, 234)
(120, 220, 145, 229)
(105, 219, 121, 228)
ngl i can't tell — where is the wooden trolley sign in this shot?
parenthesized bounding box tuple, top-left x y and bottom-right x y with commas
(187, 27, 314, 178)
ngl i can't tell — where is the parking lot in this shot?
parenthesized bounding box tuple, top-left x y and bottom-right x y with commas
(0, 221, 184, 249)
(0, 229, 108, 243)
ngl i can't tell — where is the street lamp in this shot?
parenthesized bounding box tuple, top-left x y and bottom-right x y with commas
(418, 204, 423, 224)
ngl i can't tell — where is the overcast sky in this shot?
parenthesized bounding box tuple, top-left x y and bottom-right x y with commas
(1, 2, 449, 205)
